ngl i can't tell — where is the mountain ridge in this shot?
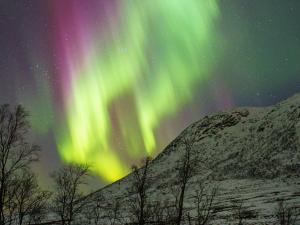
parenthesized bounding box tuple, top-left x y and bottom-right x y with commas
(85, 92, 300, 224)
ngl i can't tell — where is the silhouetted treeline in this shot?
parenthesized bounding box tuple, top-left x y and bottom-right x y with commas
(0, 104, 90, 225)
(0, 104, 299, 225)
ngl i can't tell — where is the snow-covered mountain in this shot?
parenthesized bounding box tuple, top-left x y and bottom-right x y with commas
(86, 93, 300, 224)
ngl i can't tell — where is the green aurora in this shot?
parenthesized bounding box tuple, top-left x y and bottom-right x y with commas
(56, 0, 220, 181)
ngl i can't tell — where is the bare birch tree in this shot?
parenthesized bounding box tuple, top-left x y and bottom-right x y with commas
(51, 164, 90, 225)
(173, 137, 196, 225)
(0, 105, 40, 225)
(129, 157, 152, 225)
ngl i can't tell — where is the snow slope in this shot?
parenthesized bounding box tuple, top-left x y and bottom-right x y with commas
(85, 93, 300, 224)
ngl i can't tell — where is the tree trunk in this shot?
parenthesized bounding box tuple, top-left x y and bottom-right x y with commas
(176, 182, 186, 225)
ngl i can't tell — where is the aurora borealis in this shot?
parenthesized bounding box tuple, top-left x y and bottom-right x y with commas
(0, 0, 300, 183)
(53, 0, 219, 181)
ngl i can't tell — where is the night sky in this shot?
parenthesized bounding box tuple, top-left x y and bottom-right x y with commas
(0, 0, 300, 185)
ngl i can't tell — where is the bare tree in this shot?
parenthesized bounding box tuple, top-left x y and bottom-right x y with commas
(82, 194, 104, 225)
(147, 200, 174, 225)
(0, 105, 40, 225)
(106, 198, 122, 225)
(275, 200, 299, 225)
(187, 184, 217, 225)
(173, 137, 196, 225)
(13, 171, 51, 225)
(51, 164, 90, 225)
(83, 194, 124, 225)
(128, 157, 152, 225)
(4, 171, 50, 225)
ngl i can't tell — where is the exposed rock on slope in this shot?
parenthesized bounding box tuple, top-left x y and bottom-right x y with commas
(87, 93, 300, 224)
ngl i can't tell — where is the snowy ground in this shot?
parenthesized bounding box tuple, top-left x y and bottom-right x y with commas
(84, 93, 300, 224)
